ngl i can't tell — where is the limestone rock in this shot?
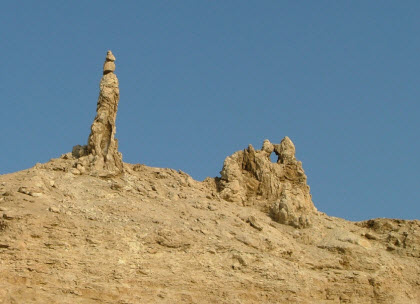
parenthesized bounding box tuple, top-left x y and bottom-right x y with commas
(269, 184, 312, 228)
(218, 137, 316, 228)
(274, 136, 296, 164)
(72, 51, 123, 176)
(261, 139, 274, 157)
(0, 152, 419, 303)
(103, 50, 116, 74)
(106, 50, 116, 62)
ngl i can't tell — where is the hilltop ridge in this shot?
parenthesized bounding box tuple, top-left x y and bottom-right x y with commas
(0, 52, 419, 303)
(1, 153, 419, 303)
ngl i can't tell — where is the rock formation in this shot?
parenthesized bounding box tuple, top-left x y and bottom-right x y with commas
(218, 137, 316, 228)
(72, 51, 123, 176)
(1, 50, 420, 303)
(2, 157, 419, 303)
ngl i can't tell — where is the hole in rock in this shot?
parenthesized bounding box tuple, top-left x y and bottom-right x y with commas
(270, 152, 278, 163)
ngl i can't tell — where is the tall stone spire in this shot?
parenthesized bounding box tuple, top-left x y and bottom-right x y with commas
(86, 50, 123, 175)
(72, 51, 123, 176)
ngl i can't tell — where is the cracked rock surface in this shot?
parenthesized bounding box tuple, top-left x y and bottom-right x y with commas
(0, 154, 418, 303)
(219, 137, 316, 228)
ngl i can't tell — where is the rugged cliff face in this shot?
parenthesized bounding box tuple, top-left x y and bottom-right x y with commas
(1, 52, 419, 304)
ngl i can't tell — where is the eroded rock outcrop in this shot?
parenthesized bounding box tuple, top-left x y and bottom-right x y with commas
(219, 137, 316, 228)
(72, 51, 123, 176)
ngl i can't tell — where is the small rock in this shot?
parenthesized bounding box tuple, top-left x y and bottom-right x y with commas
(48, 206, 60, 213)
(76, 163, 86, 173)
(61, 153, 72, 159)
(247, 216, 263, 231)
(18, 187, 30, 195)
(106, 50, 116, 61)
(208, 204, 217, 211)
(386, 245, 396, 251)
(111, 183, 123, 191)
(18, 187, 43, 197)
(86, 237, 100, 245)
(49, 180, 55, 187)
(157, 292, 166, 299)
(364, 233, 377, 240)
(233, 254, 248, 266)
(103, 61, 116, 73)
(3, 213, 14, 220)
(70, 168, 81, 175)
(178, 193, 187, 199)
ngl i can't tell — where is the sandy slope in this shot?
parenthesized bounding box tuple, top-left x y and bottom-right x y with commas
(0, 155, 419, 303)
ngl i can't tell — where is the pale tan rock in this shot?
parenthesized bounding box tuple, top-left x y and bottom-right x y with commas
(274, 136, 296, 164)
(17, 186, 42, 197)
(76, 163, 85, 173)
(219, 137, 316, 228)
(106, 50, 116, 61)
(103, 50, 116, 74)
(73, 51, 123, 176)
(261, 139, 274, 157)
(246, 215, 263, 231)
(17, 187, 30, 195)
(269, 183, 312, 228)
(30, 192, 43, 197)
(48, 206, 60, 213)
(70, 168, 81, 175)
(0, 156, 419, 303)
(103, 61, 115, 74)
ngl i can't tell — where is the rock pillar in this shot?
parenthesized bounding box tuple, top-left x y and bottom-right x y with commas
(72, 51, 123, 176)
(86, 50, 123, 175)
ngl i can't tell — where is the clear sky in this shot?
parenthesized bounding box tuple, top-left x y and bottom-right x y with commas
(1, 1, 419, 221)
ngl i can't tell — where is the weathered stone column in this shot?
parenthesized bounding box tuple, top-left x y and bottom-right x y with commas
(72, 51, 123, 176)
(86, 50, 123, 175)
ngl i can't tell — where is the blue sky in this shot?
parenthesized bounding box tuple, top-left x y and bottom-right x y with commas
(1, 1, 419, 221)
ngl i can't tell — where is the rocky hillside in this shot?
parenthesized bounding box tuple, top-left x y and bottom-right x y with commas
(0, 52, 419, 303)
